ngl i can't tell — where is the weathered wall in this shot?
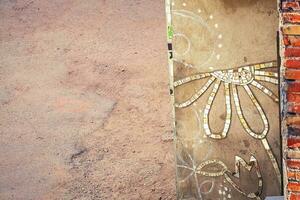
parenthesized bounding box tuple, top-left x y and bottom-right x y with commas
(279, 1, 300, 199)
(167, 0, 281, 199)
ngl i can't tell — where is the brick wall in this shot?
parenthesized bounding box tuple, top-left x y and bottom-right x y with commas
(280, 1, 300, 199)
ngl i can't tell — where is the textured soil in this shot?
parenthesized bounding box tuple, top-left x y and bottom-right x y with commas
(0, 0, 175, 199)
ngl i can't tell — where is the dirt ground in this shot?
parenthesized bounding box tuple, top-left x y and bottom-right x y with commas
(0, 0, 175, 199)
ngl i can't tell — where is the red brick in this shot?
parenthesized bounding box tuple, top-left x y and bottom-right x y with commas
(285, 48, 300, 57)
(287, 160, 300, 170)
(284, 13, 300, 24)
(290, 192, 300, 200)
(286, 60, 300, 69)
(288, 182, 300, 192)
(287, 116, 300, 126)
(288, 93, 300, 103)
(288, 82, 300, 92)
(288, 150, 300, 159)
(283, 2, 300, 11)
(286, 69, 300, 79)
(288, 103, 300, 113)
(288, 137, 300, 148)
(288, 170, 300, 181)
(284, 36, 300, 47)
(283, 26, 300, 35)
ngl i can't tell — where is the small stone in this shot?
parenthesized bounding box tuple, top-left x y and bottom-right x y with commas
(161, 132, 174, 142)
(103, 148, 109, 153)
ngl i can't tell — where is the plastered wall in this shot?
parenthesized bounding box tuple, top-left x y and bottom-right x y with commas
(166, 0, 282, 199)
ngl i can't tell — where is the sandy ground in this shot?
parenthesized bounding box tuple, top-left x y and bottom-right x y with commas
(0, 0, 175, 199)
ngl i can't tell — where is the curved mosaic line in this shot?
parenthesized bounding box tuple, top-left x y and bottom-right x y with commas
(232, 84, 269, 140)
(203, 81, 232, 139)
(175, 76, 215, 108)
(178, 150, 263, 199)
(224, 156, 263, 200)
(173, 61, 281, 185)
(250, 80, 279, 102)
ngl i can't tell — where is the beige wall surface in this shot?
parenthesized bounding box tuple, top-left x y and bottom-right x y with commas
(168, 0, 281, 199)
(172, 0, 278, 72)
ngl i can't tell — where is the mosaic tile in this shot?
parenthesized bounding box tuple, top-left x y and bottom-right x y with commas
(167, 0, 281, 199)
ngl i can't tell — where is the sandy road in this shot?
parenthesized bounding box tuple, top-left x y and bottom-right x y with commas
(0, 0, 175, 199)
